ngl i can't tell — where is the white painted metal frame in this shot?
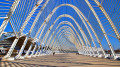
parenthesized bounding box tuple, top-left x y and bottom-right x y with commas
(0, 0, 20, 38)
(35, 4, 106, 57)
(47, 24, 92, 55)
(94, 0, 120, 41)
(4, 0, 44, 58)
(85, 0, 117, 59)
(15, 0, 50, 59)
(52, 29, 83, 53)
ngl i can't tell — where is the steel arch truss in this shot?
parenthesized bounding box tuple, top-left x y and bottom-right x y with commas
(0, 0, 119, 60)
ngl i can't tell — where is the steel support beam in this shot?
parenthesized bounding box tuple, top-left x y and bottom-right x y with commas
(0, 0, 20, 38)
(30, 45, 37, 57)
(85, 0, 117, 59)
(48, 25, 92, 55)
(94, 0, 120, 41)
(24, 44, 33, 57)
(19, 0, 43, 33)
(4, 38, 19, 58)
(35, 4, 105, 57)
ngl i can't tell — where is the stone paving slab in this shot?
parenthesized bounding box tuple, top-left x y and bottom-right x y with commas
(0, 53, 120, 67)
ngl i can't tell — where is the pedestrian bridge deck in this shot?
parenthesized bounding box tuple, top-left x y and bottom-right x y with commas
(0, 53, 120, 67)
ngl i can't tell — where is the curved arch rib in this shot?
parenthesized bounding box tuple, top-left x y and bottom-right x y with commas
(46, 23, 93, 55)
(4, 0, 49, 58)
(36, 4, 105, 56)
(85, 0, 117, 58)
(49, 25, 91, 55)
(40, 14, 100, 55)
(0, 0, 20, 38)
(93, 0, 120, 40)
(52, 29, 81, 52)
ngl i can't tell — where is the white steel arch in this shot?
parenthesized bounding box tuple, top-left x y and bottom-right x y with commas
(0, 0, 20, 38)
(46, 22, 94, 55)
(34, 4, 106, 57)
(39, 14, 102, 56)
(48, 25, 91, 55)
(0, 0, 119, 60)
(85, 0, 118, 59)
(52, 29, 81, 52)
(93, 0, 120, 40)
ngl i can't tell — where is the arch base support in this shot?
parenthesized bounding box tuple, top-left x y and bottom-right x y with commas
(15, 56, 25, 60)
(98, 54, 104, 58)
(114, 56, 120, 60)
(92, 55, 98, 57)
(2, 57, 15, 61)
(104, 55, 120, 60)
(24, 56, 32, 58)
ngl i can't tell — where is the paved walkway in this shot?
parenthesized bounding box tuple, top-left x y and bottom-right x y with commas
(0, 53, 120, 67)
